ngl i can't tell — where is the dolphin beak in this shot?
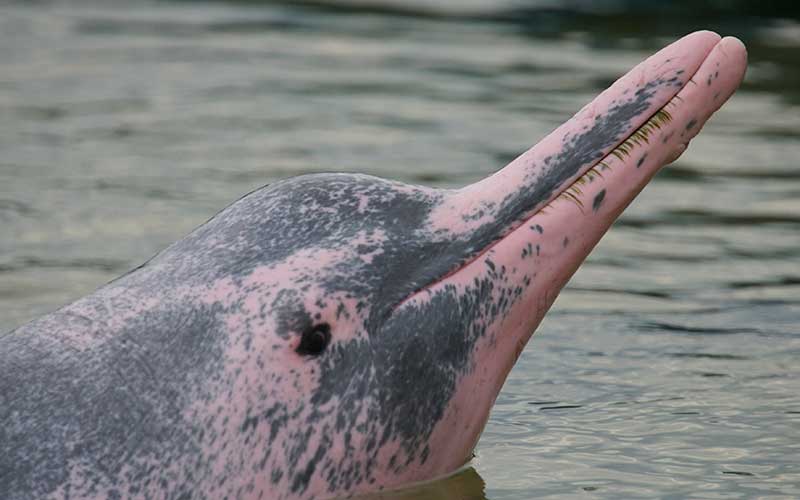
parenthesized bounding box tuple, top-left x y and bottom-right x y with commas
(456, 31, 743, 214)
(515, 33, 748, 321)
(420, 31, 747, 353)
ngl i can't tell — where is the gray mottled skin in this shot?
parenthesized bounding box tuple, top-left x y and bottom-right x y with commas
(1, 73, 677, 500)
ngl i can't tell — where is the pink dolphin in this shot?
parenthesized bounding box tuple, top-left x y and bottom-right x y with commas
(1, 31, 746, 500)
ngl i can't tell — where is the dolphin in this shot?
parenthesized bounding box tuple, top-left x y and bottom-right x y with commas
(0, 31, 746, 500)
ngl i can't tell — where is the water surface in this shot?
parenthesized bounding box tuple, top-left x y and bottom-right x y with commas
(1, 1, 799, 498)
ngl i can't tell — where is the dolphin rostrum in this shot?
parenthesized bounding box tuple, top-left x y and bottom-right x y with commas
(0, 31, 747, 500)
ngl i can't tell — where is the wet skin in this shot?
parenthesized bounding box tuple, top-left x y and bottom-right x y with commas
(0, 32, 746, 500)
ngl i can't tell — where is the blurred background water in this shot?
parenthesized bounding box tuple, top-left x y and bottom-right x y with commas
(1, 1, 799, 498)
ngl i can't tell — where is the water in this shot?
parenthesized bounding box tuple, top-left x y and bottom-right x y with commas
(1, 1, 799, 498)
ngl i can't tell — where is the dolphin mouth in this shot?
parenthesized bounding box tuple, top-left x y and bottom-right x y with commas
(539, 94, 677, 214)
(389, 103, 677, 315)
(395, 98, 676, 309)
(391, 32, 747, 315)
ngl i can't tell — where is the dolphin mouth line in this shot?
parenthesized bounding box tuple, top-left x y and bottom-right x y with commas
(389, 73, 692, 316)
(545, 103, 675, 213)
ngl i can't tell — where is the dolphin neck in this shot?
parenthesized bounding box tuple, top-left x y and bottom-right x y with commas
(0, 288, 231, 500)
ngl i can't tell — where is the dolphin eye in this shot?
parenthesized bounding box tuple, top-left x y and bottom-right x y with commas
(296, 323, 331, 356)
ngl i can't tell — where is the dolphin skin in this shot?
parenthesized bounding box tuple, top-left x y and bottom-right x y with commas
(1, 31, 746, 500)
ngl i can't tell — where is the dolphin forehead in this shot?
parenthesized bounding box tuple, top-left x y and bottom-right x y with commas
(140, 174, 471, 328)
(124, 174, 434, 316)
(169, 174, 440, 279)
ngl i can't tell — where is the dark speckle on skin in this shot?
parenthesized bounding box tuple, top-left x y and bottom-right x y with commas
(521, 242, 535, 259)
(592, 189, 606, 213)
(563, 236, 569, 248)
(686, 119, 698, 131)
(637, 153, 648, 168)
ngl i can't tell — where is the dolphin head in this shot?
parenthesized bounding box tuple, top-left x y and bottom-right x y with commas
(14, 31, 745, 500)
(134, 31, 744, 499)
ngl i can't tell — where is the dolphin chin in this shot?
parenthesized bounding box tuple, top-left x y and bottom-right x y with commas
(0, 32, 746, 500)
